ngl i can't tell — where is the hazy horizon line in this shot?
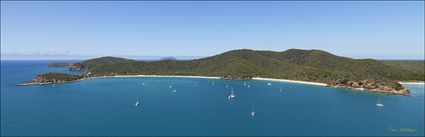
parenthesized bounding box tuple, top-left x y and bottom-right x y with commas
(2, 47, 424, 60)
(0, 54, 204, 61)
(1, 54, 424, 61)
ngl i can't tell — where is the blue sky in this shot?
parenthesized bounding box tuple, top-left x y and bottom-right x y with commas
(1, 1, 424, 60)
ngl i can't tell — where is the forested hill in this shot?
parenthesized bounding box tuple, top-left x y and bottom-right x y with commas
(49, 56, 137, 70)
(40, 49, 424, 95)
(83, 49, 423, 82)
(80, 56, 137, 67)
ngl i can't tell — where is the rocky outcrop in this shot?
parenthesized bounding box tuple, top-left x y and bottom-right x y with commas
(327, 79, 410, 95)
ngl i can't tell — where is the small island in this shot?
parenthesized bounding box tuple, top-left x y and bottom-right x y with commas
(18, 49, 424, 96)
(17, 73, 83, 86)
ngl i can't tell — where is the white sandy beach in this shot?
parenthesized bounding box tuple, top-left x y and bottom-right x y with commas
(398, 81, 425, 85)
(253, 77, 328, 86)
(90, 74, 221, 79)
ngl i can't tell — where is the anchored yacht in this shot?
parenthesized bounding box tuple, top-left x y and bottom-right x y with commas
(228, 87, 236, 99)
(376, 96, 384, 107)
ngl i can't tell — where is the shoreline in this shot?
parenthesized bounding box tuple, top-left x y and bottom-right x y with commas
(90, 75, 328, 86)
(252, 77, 328, 86)
(18, 74, 327, 87)
(17, 74, 414, 95)
(88, 74, 221, 79)
(26, 74, 421, 88)
(90, 75, 407, 95)
(398, 81, 425, 85)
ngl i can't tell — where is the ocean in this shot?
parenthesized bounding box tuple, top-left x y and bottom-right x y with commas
(1, 60, 424, 136)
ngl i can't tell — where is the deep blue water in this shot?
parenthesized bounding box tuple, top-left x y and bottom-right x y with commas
(1, 60, 424, 136)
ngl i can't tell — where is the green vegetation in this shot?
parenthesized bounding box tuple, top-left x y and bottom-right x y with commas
(38, 72, 82, 81)
(48, 56, 136, 71)
(80, 56, 136, 67)
(380, 60, 425, 81)
(47, 49, 424, 91)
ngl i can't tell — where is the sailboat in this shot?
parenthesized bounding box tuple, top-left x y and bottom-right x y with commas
(250, 105, 255, 116)
(228, 87, 236, 99)
(376, 96, 384, 107)
(134, 97, 140, 107)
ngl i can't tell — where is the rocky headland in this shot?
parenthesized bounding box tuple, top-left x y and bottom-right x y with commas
(327, 79, 410, 95)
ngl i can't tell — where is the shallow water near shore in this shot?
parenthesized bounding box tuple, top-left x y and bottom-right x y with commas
(1, 61, 424, 136)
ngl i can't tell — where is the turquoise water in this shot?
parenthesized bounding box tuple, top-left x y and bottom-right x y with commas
(1, 61, 424, 136)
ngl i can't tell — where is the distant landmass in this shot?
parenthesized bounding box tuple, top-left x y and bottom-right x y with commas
(159, 57, 177, 60)
(23, 49, 425, 95)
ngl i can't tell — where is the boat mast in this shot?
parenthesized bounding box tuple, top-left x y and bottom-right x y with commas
(231, 87, 234, 95)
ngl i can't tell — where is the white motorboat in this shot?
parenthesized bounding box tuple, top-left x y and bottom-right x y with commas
(228, 87, 236, 99)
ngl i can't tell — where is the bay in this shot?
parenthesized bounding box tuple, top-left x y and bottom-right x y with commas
(1, 61, 423, 136)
